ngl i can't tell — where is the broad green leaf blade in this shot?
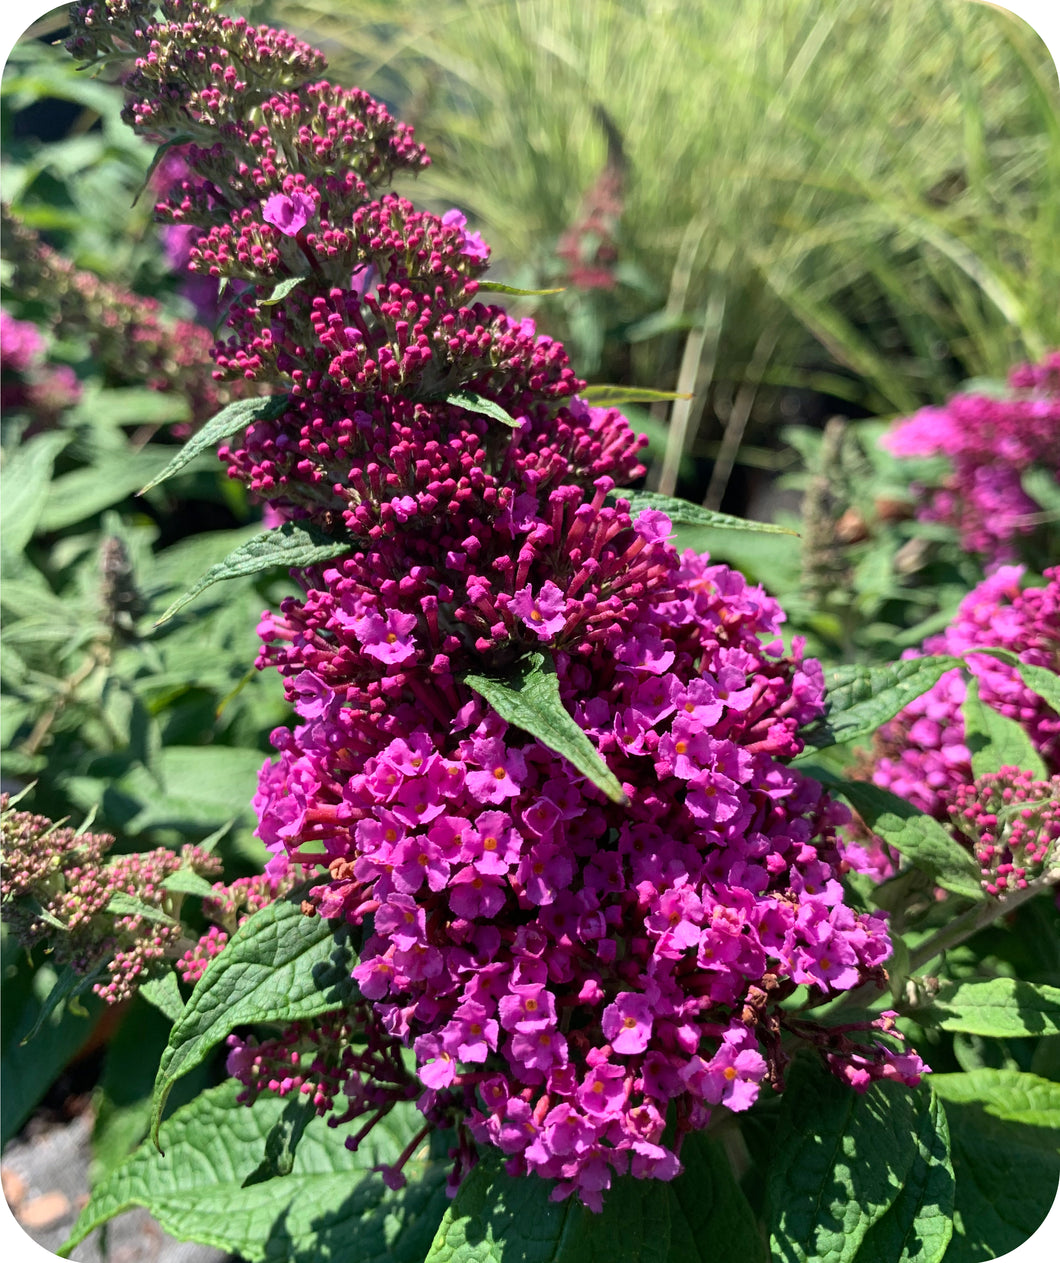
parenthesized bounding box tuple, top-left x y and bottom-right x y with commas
(579, 385, 691, 406)
(443, 390, 520, 428)
(821, 777, 983, 899)
(139, 394, 289, 494)
(463, 651, 628, 805)
(0, 430, 71, 556)
(155, 521, 352, 625)
(139, 973, 185, 1024)
(930, 1069, 1060, 1130)
(60, 1082, 450, 1263)
(971, 647, 1060, 712)
(855, 1087, 954, 1263)
(798, 657, 962, 757)
(616, 489, 798, 535)
(933, 1077, 1060, 1263)
(668, 1132, 768, 1263)
(151, 891, 359, 1142)
(424, 1154, 671, 1263)
(476, 281, 565, 296)
(925, 980, 1060, 1041)
(962, 676, 1047, 779)
(768, 1057, 954, 1263)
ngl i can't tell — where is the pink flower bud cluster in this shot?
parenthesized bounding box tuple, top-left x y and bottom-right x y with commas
(65, 1, 924, 1209)
(947, 768, 1060, 896)
(881, 352, 1060, 564)
(1, 796, 221, 1003)
(869, 566, 1060, 821)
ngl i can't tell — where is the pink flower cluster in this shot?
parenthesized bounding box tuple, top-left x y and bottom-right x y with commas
(870, 566, 1060, 821)
(947, 767, 1060, 896)
(67, 0, 924, 1209)
(881, 352, 1060, 564)
(1, 307, 81, 425)
(1, 796, 221, 1004)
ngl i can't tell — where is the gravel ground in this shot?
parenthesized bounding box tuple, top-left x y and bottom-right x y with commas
(2, 1110, 229, 1263)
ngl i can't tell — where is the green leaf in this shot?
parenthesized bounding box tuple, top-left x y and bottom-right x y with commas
(767, 1056, 954, 1263)
(443, 390, 520, 428)
(155, 521, 352, 625)
(668, 1132, 768, 1263)
(798, 657, 962, 757)
(934, 1081, 1059, 1262)
(0, 430, 71, 556)
(61, 1082, 451, 1262)
(161, 869, 218, 899)
(463, 650, 628, 805)
(961, 676, 1047, 778)
(930, 1069, 1060, 1130)
(139, 973, 185, 1024)
(105, 891, 177, 924)
(138, 394, 290, 495)
(425, 1153, 672, 1263)
(615, 489, 798, 535)
(579, 384, 692, 406)
(476, 281, 565, 296)
(151, 890, 359, 1142)
(242, 1095, 316, 1185)
(259, 276, 308, 306)
(924, 979, 1060, 1041)
(970, 646, 1060, 713)
(820, 777, 983, 899)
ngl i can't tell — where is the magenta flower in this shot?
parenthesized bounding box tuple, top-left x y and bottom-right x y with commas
(602, 993, 654, 1054)
(511, 580, 568, 639)
(261, 189, 316, 236)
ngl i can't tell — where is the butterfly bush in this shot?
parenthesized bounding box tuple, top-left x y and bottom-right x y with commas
(881, 352, 1060, 565)
(849, 566, 1060, 890)
(66, 0, 924, 1209)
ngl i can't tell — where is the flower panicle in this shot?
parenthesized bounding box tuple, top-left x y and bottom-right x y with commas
(1, 795, 221, 1004)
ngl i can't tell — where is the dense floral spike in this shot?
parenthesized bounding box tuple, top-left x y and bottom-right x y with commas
(64, 1, 923, 1209)
(1, 796, 221, 1003)
(253, 537, 919, 1207)
(869, 566, 1060, 820)
(882, 352, 1060, 564)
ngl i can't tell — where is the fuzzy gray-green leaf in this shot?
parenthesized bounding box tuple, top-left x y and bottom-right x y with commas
(619, 489, 798, 535)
